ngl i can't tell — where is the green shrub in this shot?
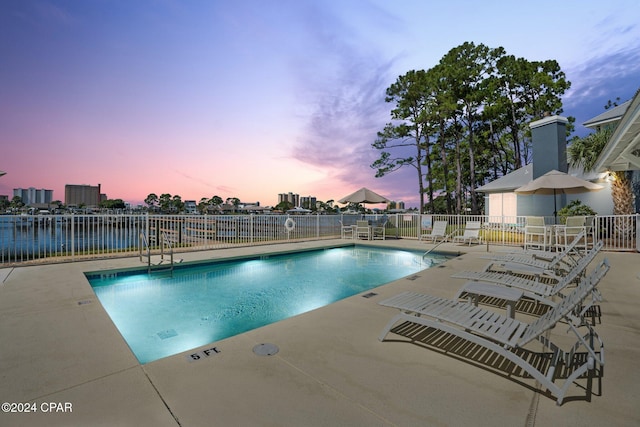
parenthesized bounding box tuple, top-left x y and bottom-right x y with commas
(557, 200, 596, 224)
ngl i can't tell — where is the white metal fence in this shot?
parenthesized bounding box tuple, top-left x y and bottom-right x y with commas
(1, 213, 637, 266)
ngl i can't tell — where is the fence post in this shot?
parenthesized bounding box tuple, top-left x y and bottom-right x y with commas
(145, 212, 149, 251)
(636, 214, 639, 252)
(250, 214, 254, 243)
(70, 215, 75, 261)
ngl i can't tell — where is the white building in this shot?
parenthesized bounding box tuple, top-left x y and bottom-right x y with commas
(13, 187, 54, 206)
(477, 115, 613, 219)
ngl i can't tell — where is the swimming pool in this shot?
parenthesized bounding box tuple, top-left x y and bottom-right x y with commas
(87, 245, 449, 363)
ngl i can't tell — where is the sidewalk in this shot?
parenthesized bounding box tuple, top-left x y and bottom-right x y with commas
(1, 240, 638, 426)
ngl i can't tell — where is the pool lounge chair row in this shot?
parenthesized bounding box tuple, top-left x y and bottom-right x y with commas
(453, 240, 603, 306)
(422, 221, 482, 246)
(423, 217, 594, 251)
(477, 230, 589, 280)
(485, 229, 587, 265)
(377, 236, 608, 405)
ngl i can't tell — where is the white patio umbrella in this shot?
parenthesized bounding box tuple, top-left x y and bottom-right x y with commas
(286, 207, 312, 214)
(338, 187, 389, 205)
(515, 169, 603, 220)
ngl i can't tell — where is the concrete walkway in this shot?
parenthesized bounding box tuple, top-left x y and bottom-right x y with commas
(1, 239, 639, 426)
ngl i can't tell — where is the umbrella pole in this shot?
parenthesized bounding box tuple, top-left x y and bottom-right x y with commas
(553, 189, 557, 224)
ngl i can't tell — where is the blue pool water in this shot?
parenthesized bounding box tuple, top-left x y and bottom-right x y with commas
(87, 246, 448, 363)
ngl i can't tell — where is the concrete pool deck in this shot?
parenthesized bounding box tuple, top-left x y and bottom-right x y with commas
(1, 239, 639, 426)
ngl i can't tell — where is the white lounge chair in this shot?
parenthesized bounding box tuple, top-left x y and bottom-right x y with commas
(378, 259, 609, 405)
(452, 241, 603, 307)
(451, 221, 482, 246)
(485, 230, 586, 263)
(482, 230, 587, 278)
(422, 220, 448, 243)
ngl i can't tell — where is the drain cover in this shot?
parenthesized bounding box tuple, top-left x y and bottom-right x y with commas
(253, 343, 279, 356)
(157, 329, 178, 340)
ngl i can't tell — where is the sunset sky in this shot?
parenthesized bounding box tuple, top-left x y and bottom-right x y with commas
(2, 0, 639, 208)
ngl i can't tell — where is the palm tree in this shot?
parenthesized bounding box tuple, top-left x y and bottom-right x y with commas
(568, 127, 634, 242)
(568, 127, 634, 215)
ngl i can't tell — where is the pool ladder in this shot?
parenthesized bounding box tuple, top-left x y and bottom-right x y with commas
(422, 229, 461, 258)
(139, 231, 180, 276)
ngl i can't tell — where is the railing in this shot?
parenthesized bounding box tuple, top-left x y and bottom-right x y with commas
(1, 213, 637, 266)
(139, 230, 177, 274)
(595, 214, 637, 251)
(139, 231, 150, 265)
(0, 214, 146, 264)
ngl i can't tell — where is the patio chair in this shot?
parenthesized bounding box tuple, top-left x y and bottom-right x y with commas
(585, 215, 596, 245)
(372, 220, 387, 240)
(378, 258, 609, 405)
(452, 241, 603, 307)
(355, 220, 371, 240)
(422, 220, 448, 243)
(339, 220, 355, 239)
(555, 216, 589, 252)
(524, 216, 550, 251)
(451, 221, 482, 246)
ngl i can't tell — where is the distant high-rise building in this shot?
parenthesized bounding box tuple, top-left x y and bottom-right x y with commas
(65, 184, 102, 207)
(300, 196, 317, 209)
(386, 200, 405, 211)
(278, 192, 299, 207)
(184, 200, 197, 213)
(13, 187, 53, 206)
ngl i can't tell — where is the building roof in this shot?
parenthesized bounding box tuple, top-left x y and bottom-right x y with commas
(476, 163, 604, 193)
(593, 89, 640, 172)
(476, 92, 640, 193)
(583, 99, 631, 129)
(475, 164, 533, 193)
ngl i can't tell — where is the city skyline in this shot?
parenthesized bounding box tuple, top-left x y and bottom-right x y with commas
(2, 1, 640, 208)
(5, 185, 397, 210)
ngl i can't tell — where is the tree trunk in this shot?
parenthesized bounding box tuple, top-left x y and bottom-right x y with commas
(424, 139, 435, 214)
(455, 136, 462, 214)
(439, 119, 453, 214)
(612, 171, 634, 215)
(611, 171, 634, 242)
(467, 110, 478, 214)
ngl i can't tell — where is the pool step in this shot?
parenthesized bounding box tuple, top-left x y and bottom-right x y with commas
(147, 257, 183, 276)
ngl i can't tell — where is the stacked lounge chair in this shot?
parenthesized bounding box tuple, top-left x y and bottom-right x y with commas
(377, 232, 609, 405)
(452, 240, 602, 306)
(479, 230, 587, 279)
